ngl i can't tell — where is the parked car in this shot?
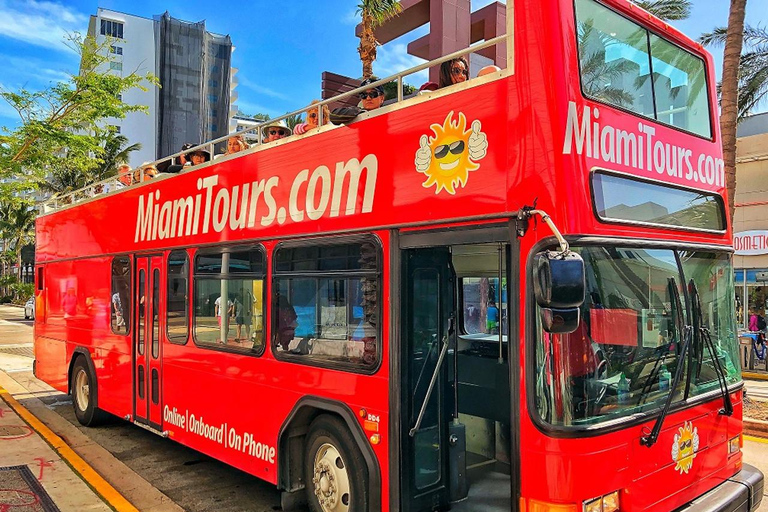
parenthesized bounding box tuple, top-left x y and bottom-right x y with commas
(24, 297, 35, 320)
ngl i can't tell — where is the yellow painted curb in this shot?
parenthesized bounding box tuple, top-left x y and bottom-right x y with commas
(744, 435, 768, 444)
(743, 372, 768, 381)
(0, 386, 139, 512)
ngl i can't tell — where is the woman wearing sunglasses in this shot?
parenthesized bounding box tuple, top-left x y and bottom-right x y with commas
(293, 99, 331, 135)
(438, 56, 469, 88)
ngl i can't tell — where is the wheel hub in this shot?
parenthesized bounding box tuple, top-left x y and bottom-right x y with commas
(75, 369, 89, 411)
(312, 443, 350, 511)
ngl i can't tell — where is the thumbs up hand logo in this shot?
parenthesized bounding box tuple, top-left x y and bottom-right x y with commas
(415, 135, 432, 173)
(414, 111, 488, 195)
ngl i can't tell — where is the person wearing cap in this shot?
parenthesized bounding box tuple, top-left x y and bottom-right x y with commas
(263, 120, 290, 143)
(329, 78, 386, 125)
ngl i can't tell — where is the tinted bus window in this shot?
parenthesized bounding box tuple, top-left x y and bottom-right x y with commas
(167, 251, 189, 343)
(592, 172, 725, 231)
(193, 246, 266, 354)
(273, 240, 380, 371)
(152, 268, 160, 358)
(575, 0, 711, 138)
(111, 257, 131, 334)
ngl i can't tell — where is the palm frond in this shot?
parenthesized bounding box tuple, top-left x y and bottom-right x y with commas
(633, 0, 691, 21)
(356, 0, 402, 27)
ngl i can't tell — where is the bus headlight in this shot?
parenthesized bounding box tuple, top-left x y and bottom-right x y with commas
(583, 491, 620, 512)
(728, 434, 741, 455)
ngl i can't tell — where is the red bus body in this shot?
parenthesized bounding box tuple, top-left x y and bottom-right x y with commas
(33, 1, 762, 511)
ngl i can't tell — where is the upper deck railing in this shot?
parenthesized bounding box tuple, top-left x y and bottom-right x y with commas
(38, 29, 513, 215)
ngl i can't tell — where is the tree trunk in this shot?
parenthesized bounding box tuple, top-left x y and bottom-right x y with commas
(720, 0, 747, 224)
(358, 11, 377, 79)
(16, 249, 23, 282)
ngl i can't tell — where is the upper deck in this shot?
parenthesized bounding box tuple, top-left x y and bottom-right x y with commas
(36, 0, 729, 263)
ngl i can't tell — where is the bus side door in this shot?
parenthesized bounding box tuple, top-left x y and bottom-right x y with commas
(134, 255, 164, 429)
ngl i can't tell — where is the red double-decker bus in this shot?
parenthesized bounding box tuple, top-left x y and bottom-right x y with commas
(33, 0, 764, 511)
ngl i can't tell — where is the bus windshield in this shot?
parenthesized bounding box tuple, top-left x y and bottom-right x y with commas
(533, 246, 740, 428)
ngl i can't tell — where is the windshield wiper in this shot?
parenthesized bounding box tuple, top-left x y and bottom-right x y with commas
(690, 282, 733, 416)
(640, 278, 683, 402)
(641, 279, 689, 448)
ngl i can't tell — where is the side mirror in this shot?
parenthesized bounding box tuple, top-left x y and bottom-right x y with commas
(534, 250, 585, 334)
(540, 307, 581, 334)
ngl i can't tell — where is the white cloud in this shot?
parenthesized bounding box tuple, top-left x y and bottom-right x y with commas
(0, 0, 87, 51)
(0, 53, 73, 88)
(341, 9, 360, 26)
(238, 76, 291, 101)
(374, 43, 429, 85)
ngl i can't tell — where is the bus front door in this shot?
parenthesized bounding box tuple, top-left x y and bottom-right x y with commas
(401, 247, 455, 511)
(134, 255, 163, 429)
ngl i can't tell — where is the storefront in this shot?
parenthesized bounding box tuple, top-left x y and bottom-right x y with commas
(733, 113, 768, 332)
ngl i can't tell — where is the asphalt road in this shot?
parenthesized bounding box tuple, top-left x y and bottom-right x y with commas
(1, 304, 767, 512)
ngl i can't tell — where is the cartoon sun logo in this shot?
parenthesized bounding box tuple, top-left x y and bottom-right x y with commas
(414, 111, 488, 195)
(671, 421, 700, 474)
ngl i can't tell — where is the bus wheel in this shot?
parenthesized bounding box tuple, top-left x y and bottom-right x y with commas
(305, 415, 367, 512)
(71, 357, 107, 426)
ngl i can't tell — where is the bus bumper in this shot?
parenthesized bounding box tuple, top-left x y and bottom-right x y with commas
(678, 464, 764, 512)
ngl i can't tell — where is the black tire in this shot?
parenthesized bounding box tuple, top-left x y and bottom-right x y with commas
(304, 415, 368, 512)
(70, 356, 108, 426)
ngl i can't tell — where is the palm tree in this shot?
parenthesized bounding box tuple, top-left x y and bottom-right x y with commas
(357, 0, 402, 79)
(700, 25, 767, 120)
(702, 0, 747, 222)
(284, 113, 303, 132)
(95, 132, 141, 181)
(633, 0, 692, 21)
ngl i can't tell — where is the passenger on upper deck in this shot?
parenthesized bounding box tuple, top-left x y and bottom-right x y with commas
(117, 164, 132, 187)
(185, 147, 211, 168)
(293, 100, 331, 135)
(329, 78, 385, 125)
(262, 121, 290, 143)
(438, 56, 469, 88)
(215, 135, 249, 159)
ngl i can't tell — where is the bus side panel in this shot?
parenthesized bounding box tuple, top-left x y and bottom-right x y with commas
(159, 233, 392, 509)
(34, 257, 133, 418)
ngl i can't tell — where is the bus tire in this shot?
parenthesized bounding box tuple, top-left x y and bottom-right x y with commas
(70, 356, 108, 426)
(305, 415, 368, 512)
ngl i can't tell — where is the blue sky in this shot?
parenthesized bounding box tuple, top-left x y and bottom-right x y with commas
(0, 0, 766, 130)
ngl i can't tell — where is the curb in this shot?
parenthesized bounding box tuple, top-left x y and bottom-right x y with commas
(744, 417, 768, 438)
(0, 386, 140, 512)
(743, 372, 768, 382)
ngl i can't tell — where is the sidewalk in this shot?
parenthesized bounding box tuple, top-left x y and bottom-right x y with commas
(0, 386, 116, 512)
(746, 378, 768, 401)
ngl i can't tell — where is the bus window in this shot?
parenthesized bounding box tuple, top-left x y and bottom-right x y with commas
(152, 268, 160, 358)
(167, 251, 189, 343)
(111, 257, 131, 335)
(273, 240, 380, 371)
(574, 0, 711, 138)
(193, 245, 266, 354)
(461, 277, 507, 335)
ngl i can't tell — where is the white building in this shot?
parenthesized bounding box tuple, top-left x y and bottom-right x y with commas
(87, 9, 237, 167)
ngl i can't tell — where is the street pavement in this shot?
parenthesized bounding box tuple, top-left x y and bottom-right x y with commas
(747, 378, 768, 401)
(0, 304, 767, 511)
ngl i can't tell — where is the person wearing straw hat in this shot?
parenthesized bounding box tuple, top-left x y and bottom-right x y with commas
(185, 146, 211, 167)
(262, 120, 290, 142)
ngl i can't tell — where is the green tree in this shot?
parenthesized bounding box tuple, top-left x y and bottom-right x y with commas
(382, 80, 416, 100)
(357, 0, 402, 79)
(0, 33, 158, 202)
(0, 201, 35, 281)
